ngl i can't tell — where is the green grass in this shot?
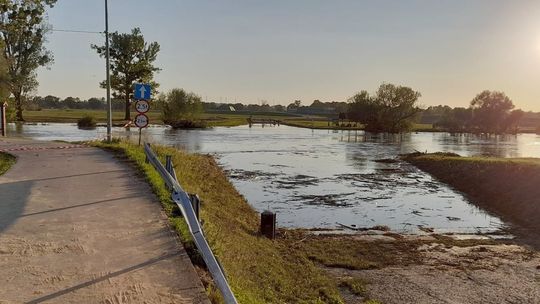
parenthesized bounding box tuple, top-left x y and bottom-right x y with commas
(22, 109, 307, 128)
(23, 109, 147, 124)
(339, 277, 367, 296)
(91, 140, 343, 304)
(404, 152, 540, 166)
(22, 109, 438, 132)
(0, 152, 16, 176)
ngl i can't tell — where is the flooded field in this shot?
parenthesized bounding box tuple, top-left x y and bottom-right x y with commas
(8, 123, 540, 233)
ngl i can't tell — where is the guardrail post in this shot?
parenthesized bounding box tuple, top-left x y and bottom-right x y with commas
(260, 210, 276, 239)
(145, 143, 150, 163)
(165, 155, 172, 173)
(0, 102, 6, 137)
(189, 194, 201, 220)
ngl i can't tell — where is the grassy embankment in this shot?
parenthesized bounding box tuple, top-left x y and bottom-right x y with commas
(22, 109, 436, 131)
(0, 152, 16, 176)
(280, 120, 435, 131)
(404, 152, 540, 243)
(91, 140, 345, 304)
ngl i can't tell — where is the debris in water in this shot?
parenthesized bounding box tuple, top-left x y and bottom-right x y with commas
(374, 158, 400, 163)
(418, 225, 435, 233)
(411, 210, 423, 216)
(336, 222, 391, 232)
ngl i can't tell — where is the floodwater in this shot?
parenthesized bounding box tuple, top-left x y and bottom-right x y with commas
(8, 122, 540, 233)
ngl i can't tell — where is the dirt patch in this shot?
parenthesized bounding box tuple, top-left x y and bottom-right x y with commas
(297, 232, 540, 304)
(335, 243, 540, 304)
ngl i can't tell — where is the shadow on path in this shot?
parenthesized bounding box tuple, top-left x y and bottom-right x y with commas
(26, 252, 183, 304)
(0, 180, 33, 233)
(1, 169, 126, 185)
(19, 195, 141, 218)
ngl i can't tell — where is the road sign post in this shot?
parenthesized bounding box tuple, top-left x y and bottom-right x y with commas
(134, 83, 151, 145)
(134, 83, 151, 100)
(0, 102, 7, 137)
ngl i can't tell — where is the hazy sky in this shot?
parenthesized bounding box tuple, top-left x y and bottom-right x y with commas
(37, 0, 540, 110)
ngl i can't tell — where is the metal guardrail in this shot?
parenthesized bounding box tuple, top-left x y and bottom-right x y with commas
(144, 143, 238, 304)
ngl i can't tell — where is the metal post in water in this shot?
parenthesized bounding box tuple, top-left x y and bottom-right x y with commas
(260, 210, 276, 239)
(104, 0, 112, 142)
(0, 102, 6, 137)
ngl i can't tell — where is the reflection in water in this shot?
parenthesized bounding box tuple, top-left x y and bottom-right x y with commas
(9, 123, 540, 233)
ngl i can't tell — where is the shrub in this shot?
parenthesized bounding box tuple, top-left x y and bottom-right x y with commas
(160, 88, 205, 129)
(77, 114, 96, 129)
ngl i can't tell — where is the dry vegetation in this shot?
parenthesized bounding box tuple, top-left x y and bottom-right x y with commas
(0, 152, 15, 175)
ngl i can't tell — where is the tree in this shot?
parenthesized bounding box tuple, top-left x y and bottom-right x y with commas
(435, 107, 472, 132)
(39, 95, 60, 108)
(286, 100, 301, 110)
(0, 40, 9, 100)
(469, 90, 517, 134)
(310, 99, 324, 108)
(0, 0, 56, 121)
(504, 109, 524, 134)
(347, 90, 377, 125)
(160, 88, 204, 128)
(92, 27, 160, 120)
(87, 97, 104, 110)
(348, 83, 421, 133)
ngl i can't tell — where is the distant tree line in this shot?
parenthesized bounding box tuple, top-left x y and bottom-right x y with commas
(421, 90, 524, 134)
(21, 86, 535, 135)
(25, 95, 120, 110)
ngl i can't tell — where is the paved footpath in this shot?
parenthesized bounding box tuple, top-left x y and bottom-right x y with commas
(0, 138, 210, 304)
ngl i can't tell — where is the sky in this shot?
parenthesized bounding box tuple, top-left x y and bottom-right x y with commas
(37, 0, 540, 111)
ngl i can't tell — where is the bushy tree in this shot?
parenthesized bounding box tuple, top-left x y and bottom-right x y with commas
(348, 83, 421, 133)
(287, 100, 301, 111)
(435, 107, 473, 132)
(0, 40, 9, 100)
(92, 27, 160, 120)
(470, 90, 518, 134)
(160, 88, 204, 128)
(0, 0, 56, 121)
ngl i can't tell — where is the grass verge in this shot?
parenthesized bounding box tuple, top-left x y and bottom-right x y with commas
(91, 140, 343, 304)
(0, 152, 15, 176)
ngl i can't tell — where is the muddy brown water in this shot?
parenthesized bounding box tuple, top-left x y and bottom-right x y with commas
(9, 123, 540, 233)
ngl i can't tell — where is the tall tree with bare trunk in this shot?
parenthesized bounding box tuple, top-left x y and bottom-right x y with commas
(0, 0, 56, 121)
(92, 28, 160, 120)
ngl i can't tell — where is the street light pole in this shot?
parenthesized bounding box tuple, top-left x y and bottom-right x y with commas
(105, 0, 112, 142)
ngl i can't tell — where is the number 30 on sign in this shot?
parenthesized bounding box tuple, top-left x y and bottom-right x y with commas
(134, 113, 149, 128)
